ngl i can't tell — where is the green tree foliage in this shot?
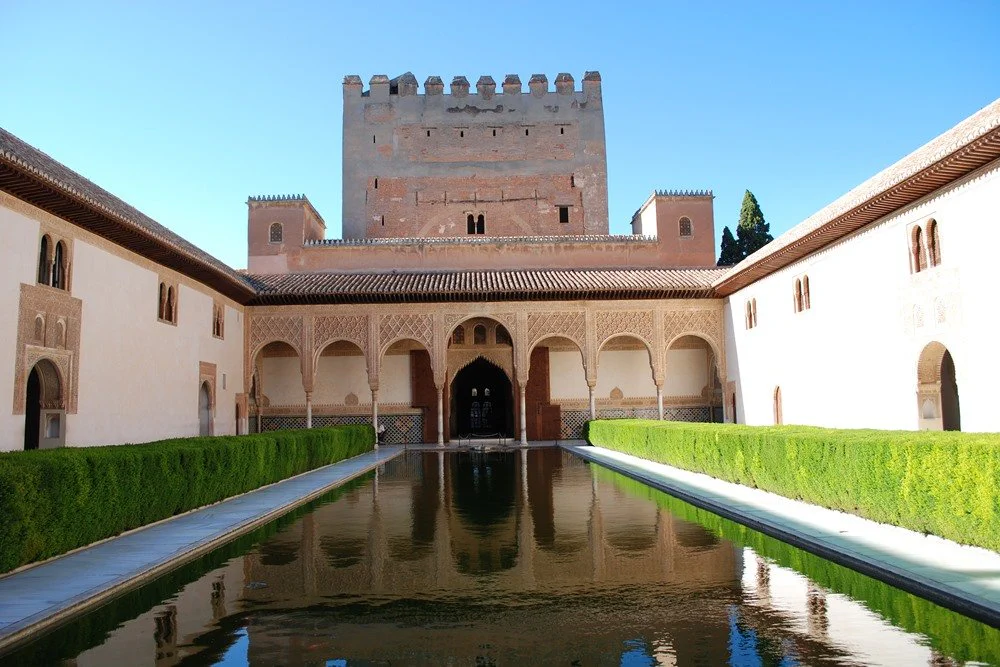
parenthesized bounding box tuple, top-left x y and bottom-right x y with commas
(717, 226, 741, 266)
(737, 189, 773, 257)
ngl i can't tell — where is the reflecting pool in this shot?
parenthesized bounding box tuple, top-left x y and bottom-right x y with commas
(3, 449, 998, 665)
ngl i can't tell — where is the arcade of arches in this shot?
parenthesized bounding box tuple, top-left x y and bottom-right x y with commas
(245, 303, 727, 444)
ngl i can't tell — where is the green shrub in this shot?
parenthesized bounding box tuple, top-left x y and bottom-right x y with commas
(586, 420, 1000, 552)
(0, 426, 373, 573)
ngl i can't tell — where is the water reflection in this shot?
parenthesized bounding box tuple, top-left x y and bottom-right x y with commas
(4, 449, 997, 666)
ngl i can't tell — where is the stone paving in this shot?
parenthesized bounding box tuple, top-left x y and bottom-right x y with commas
(0, 446, 404, 652)
(565, 443, 1000, 627)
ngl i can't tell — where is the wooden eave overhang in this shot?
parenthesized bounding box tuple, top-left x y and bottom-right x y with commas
(713, 113, 1000, 296)
(0, 133, 256, 303)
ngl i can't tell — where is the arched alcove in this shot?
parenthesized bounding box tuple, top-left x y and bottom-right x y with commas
(199, 381, 213, 436)
(916, 341, 961, 431)
(24, 358, 63, 450)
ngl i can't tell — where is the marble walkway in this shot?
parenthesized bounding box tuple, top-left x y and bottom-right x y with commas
(0, 446, 404, 652)
(565, 444, 1000, 627)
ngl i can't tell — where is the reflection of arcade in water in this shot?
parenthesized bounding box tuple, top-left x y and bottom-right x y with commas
(63, 450, 989, 666)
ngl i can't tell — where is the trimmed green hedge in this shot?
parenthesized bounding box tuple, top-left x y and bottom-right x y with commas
(0, 426, 373, 573)
(586, 420, 1000, 552)
(595, 467, 1000, 664)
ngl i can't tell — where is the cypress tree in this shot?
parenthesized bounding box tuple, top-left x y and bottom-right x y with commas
(717, 226, 741, 266)
(736, 190, 773, 257)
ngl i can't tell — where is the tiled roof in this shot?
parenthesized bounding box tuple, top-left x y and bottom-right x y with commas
(0, 127, 255, 301)
(714, 97, 1000, 295)
(246, 268, 727, 304)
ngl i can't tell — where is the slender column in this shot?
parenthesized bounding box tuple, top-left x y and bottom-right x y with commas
(371, 388, 379, 449)
(436, 386, 444, 446)
(588, 383, 596, 421)
(656, 385, 664, 420)
(305, 391, 313, 429)
(519, 382, 527, 445)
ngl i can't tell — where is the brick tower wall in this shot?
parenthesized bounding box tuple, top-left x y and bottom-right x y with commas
(342, 72, 609, 239)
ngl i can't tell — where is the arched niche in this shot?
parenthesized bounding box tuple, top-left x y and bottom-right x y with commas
(596, 334, 656, 402)
(314, 339, 368, 407)
(24, 358, 65, 450)
(916, 341, 961, 431)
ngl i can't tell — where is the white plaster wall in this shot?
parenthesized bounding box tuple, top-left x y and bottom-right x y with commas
(595, 349, 656, 398)
(549, 349, 587, 399)
(261, 356, 305, 406)
(0, 203, 40, 450)
(266, 353, 411, 407)
(379, 354, 412, 405)
(71, 241, 245, 445)
(639, 199, 658, 237)
(664, 348, 709, 397)
(313, 354, 368, 404)
(725, 162, 1000, 431)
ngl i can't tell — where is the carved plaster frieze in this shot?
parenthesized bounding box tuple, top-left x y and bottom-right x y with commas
(595, 310, 655, 350)
(526, 310, 586, 351)
(379, 313, 433, 353)
(314, 315, 369, 356)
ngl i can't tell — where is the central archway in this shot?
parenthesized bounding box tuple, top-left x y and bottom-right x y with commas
(450, 358, 514, 438)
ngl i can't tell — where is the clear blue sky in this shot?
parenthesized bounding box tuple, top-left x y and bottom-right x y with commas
(3, 1, 998, 269)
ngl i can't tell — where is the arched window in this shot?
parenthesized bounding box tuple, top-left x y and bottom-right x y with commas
(452, 326, 465, 345)
(911, 226, 927, 273)
(166, 286, 175, 323)
(476, 214, 485, 234)
(51, 241, 66, 290)
(678, 217, 692, 237)
(37, 235, 51, 285)
(927, 219, 941, 267)
(745, 302, 753, 330)
(158, 283, 167, 320)
(751, 299, 757, 328)
(269, 222, 283, 244)
(802, 275, 811, 310)
(495, 325, 511, 346)
(473, 324, 487, 345)
(467, 214, 476, 235)
(793, 279, 803, 313)
(773, 386, 783, 425)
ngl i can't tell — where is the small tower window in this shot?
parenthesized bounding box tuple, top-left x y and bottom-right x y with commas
(793, 279, 803, 313)
(927, 219, 941, 267)
(467, 214, 476, 235)
(560, 126, 565, 135)
(426, 129, 431, 137)
(476, 214, 485, 234)
(269, 222, 283, 244)
(158, 282, 167, 320)
(525, 128, 529, 136)
(373, 134, 376, 144)
(911, 226, 927, 273)
(803, 275, 811, 310)
(37, 235, 51, 286)
(492, 129, 497, 137)
(559, 206, 570, 224)
(381, 215, 385, 226)
(678, 217, 693, 237)
(460, 130, 464, 138)
(166, 286, 176, 324)
(52, 241, 66, 290)
(374, 178, 378, 189)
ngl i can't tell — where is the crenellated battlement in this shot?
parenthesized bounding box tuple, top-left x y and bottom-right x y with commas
(655, 189, 714, 198)
(248, 194, 309, 203)
(344, 71, 601, 98)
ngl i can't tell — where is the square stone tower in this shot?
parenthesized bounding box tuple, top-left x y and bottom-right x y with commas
(342, 71, 609, 239)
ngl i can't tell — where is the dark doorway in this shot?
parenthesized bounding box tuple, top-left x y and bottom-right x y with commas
(24, 367, 41, 450)
(451, 358, 513, 437)
(941, 350, 961, 431)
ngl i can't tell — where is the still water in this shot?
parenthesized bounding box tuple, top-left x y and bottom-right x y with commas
(4, 449, 998, 666)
